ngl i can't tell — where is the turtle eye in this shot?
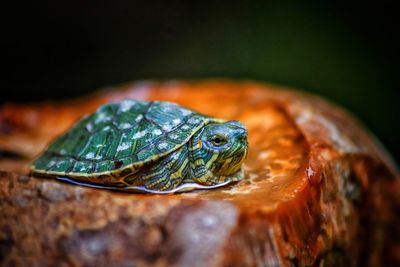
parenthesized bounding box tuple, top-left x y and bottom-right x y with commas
(209, 134, 228, 146)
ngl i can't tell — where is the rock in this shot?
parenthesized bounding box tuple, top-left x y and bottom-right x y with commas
(0, 80, 399, 267)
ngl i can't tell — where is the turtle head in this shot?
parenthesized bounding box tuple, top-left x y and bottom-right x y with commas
(192, 120, 248, 185)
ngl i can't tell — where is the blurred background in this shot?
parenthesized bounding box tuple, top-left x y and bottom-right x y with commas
(1, 1, 399, 162)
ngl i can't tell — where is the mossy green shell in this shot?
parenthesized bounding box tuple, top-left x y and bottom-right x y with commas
(31, 100, 210, 177)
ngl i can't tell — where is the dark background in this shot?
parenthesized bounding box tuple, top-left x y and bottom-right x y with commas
(1, 1, 399, 163)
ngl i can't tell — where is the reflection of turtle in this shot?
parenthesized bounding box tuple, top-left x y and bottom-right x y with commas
(30, 100, 248, 193)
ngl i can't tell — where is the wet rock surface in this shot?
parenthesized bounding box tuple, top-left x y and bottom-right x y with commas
(0, 80, 399, 266)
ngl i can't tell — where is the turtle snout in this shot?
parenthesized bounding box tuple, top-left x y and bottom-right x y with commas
(236, 129, 248, 144)
(238, 135, 247, 145)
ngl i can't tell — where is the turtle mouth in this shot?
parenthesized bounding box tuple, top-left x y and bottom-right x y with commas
(242, 147, 248, 162)
(233, 142, 248, 161)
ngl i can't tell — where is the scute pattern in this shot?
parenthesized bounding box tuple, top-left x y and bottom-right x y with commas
(31, 100, 208, 176)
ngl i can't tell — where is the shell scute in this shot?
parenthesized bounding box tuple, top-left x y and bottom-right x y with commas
(51, 159, 72, 172)
(95, 160, 115, 173)
(72, 161, 93, 173)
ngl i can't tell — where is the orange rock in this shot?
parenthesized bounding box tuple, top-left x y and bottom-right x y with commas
(0, 80, 398, 267)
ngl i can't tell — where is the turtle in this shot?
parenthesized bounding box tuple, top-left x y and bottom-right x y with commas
(29, 100, 248, 193)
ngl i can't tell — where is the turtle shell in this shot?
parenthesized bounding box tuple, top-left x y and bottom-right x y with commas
(31, 100, 212, 177)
